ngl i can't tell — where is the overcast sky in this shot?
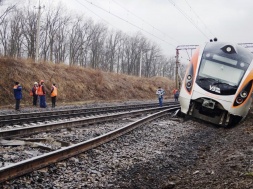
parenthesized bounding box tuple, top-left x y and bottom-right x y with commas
(10, 0, 253, 63)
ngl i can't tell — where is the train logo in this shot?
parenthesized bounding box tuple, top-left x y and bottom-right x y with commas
(179, 41, 253, 126)
(209, 85, 220, 93)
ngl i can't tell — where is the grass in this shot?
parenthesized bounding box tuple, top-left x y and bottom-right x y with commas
(0, 57, 175, 108)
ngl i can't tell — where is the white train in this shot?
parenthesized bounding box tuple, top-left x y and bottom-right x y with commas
(179, 41, 253, 126)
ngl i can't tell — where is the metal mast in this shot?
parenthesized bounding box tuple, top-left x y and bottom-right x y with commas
(175, 45, 198, 89)
(35, 0, 44, 63)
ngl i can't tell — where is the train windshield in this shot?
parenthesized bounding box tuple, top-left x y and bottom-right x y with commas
(196, 52, 250, 95)
(199, 59, 244, 86)
(196, 42, 253, 95)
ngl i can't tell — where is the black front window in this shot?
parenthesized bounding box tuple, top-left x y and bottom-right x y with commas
(196, 43, 252, 95)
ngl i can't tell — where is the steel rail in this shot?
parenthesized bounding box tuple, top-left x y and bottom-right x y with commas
(0, 105, 179, 183)
(0, 105, 179, 139)
(0, 102, 177, 126)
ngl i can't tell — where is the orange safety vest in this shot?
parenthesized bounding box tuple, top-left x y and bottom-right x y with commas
(37, 85, 45, 96)
(173, 89, 178, 95)
(34, 86, 38, 95)
(51, 86, 57, 97)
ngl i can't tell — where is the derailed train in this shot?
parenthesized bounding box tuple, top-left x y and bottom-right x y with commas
(179, 41, 253, 126)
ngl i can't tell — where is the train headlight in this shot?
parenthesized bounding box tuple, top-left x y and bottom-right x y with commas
(240, 91, 248, 98)
(236, 97, 243, 104)
(186, 82, 192, 88)
(187, 75, 192, 80)
(226, 47, 232, 52)
(233, 80, 253, 106)
(185, 63, 194, 92)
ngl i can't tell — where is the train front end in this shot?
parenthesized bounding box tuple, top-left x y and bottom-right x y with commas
(179, 42, 253, 126)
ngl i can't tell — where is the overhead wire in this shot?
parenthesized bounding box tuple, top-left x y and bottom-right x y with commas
(184, 0, 215, 37)
(111, 0, 181, 44)
(74, 0, 177, 47)
(167, 0, 210, 40)
(73, 0, 117, 28)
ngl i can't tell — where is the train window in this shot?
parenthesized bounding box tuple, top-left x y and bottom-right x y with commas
(199, 59, 244, 86)
(212, 54, 237, 65)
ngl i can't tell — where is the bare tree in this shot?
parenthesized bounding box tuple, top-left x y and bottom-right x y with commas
(104, 30, 122, 72)
(53, 17, 71, 63)
(21, 8, 37, 59)
(89, 23, 107, 69)
(0, 2, 176, 79)
(159, 56, 176, 79)
(123, 34, 140, 75)
(0, 18, 8, 56)
(40, 5, 71, 63)
(75, 18, 93, 67)
(68, 16, 94, 66)
(0, 3, 16, 56)
(8, 9, 24, 57)
(0, 4, 16, 25)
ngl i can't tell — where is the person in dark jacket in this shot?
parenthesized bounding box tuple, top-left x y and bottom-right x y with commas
(156, 87, 165, 107)
(13, 81, 22, 111)
(173, 88, 179, 102)
(32, 82, 38, 106)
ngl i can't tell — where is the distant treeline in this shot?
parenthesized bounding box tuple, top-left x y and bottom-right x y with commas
(0, 3, 186, 79)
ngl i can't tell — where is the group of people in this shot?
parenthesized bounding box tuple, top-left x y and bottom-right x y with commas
(156, 87, 180, 107)
(14, 81, 178, 110)
(13, 80, 58, 111)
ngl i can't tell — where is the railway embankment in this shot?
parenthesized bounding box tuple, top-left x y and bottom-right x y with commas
(0, 57, 174, 108)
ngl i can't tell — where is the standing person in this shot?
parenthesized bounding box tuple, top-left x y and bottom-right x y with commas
(156, 87, 165, 107)
(50, 83, 57, 108)
(37, 80, 47, 108)
(31, 82, 38, 106)
(13, 81, 22, 111)
(173, 88, 179, 102)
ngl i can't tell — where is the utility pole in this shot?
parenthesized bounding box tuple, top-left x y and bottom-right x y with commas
(139, 50, 142, 77)
(175, 45, 198, 89)
(175, 49, 179, 89)
(35, 0, 44, 63)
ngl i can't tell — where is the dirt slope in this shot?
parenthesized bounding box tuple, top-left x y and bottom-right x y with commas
(0, 57, 174, 108)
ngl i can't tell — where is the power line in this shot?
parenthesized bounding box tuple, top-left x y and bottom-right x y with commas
(184, 0, 215, 37)
(111, 0, 181, 44)
(78, 0, 177, 47)
(74, 0, 117, 28)
(168, 0, 210, 40)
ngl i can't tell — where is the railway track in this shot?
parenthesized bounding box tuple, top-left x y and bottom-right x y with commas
(0, 102, 176, 126)
(0, 103, 180, 183)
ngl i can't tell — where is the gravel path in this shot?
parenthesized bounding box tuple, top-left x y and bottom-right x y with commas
(1, 101, 253, 188)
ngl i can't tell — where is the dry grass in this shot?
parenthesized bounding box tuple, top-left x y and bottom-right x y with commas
(0, 57, 175, 108)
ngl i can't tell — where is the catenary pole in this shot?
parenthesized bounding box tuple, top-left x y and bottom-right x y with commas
(35, 0, 43, 63)
(175, 45, 199, 89)
(139, 50, 142, 77)
(175, 49, 179, 89)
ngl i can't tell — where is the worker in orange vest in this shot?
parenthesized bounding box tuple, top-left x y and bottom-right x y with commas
(173, 88, 179, 102)
(50, 83, 57, 108)
(37, 80, 47, 108)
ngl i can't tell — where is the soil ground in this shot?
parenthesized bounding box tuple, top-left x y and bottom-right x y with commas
(115, 110, 253, 189)
(171, 113, 253, 189)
